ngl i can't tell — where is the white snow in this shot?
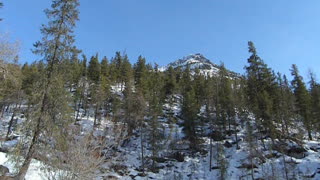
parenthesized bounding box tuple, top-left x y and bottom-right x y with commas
(0, 152, 44, 179)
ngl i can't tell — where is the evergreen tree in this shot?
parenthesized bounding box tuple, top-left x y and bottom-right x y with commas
(81, 54, 87, 77)
(245, 41, 276, 147)
(134, 55, 149, 96)
(123, 78, 136, 135)
(100, 56, 109, 77)
(87, 54, 100, 83)
(70, 48, 82, 87)
(218, 63, 234, 133)
(163, 66, 176, 96)
(121, 54, 133, 89)
(290, 64, 312, 140)
(275, 73, 295, 137)
(193, 68, 206, 105)
(181, 66, 200, 150)
(309, 71, 320, 132)
(16, 0, 80, 179)
(113, 51, 123, 86)
(147, 65, 164, 170)
(75, 55, 88, 121)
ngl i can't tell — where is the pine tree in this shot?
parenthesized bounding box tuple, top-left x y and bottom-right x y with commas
(63, 47, 82, 91)
(123, 79, 136, 135)
(100, 56, 109, 77)
(75, 55, 88, 121)
(193, 68, 206, 105)
(70, 48, 82, 88)
(218, 63, 234, 134)
(147, 65, 164, 171)
(81, 54, 87, 77)
(113, 51, 123, 87)
(308, 71, 320, 133)
(87, 54, 100, 83)
(275, 73, 295, 137)
(134, 55, 149, 96)
(181, 66, 200, 150)
(205, 75, 217, 171)
(163, 66, 176, 96)
(134, 91, 146, 174)
(290, 64, 312, 140)
(245, 41, 276, 148)
(16, 0, 80, 179)
(121, 54, 133, 89)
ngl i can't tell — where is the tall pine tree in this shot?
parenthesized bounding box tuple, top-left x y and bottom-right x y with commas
(291, 64, 312, 140)
(16, 0, 80, 179)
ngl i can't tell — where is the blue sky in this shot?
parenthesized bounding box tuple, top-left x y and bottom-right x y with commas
(1, 0, 320, 79)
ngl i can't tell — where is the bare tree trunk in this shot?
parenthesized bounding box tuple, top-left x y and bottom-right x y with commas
(6, 92, 21, 140)
(228, 117, 231, 133)
(140, 126, 145, 175)
(15, 105, 43, 180)
(0, 103, 5, 117)
(6, 109, 15, 140)
(235, 127, 239, 149)
(307, 129, 312, 140)
(93, 104, 99, 126)
(250, 155, 254, 180)
(25, 103, 31, 123)
(75, 96, 82, 122)
(209, 137, 212, 171)
(5, 104, 10, 113)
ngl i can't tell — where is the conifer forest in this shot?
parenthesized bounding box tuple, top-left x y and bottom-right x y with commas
(1, 1, 320, 180)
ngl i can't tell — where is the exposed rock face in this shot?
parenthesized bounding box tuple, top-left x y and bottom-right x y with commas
(272, 142, 307, 159)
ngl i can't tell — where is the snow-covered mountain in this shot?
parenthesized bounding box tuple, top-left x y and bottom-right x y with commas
(160, 53, 238, 77)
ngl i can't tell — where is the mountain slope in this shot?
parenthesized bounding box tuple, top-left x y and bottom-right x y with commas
(160, 53, 238, 77)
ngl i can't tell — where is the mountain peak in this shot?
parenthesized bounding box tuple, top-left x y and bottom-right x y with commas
(169, 53, 215, 69)
(160, 53, 220, 76)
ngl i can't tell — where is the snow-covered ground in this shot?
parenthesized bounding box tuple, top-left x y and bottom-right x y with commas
(1, 93, 320, 180)
(0, 152, 44, 179)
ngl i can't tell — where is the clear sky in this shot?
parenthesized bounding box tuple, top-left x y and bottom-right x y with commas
(1, 0, 320, 79)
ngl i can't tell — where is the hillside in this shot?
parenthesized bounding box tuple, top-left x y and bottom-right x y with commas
(1, 91, 320, 179)
(1, 1, 320, 179)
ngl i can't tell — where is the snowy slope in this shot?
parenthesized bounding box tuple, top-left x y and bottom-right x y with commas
(159, 53, 220, 76)
(1, 89, 320, 179)
(99, 95, 320, 180)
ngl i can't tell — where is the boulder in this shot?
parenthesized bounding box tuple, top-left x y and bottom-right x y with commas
(172, 152, 185, 162)
(223, 141, 232, 148)
(152, 157, 168, 163)
(237, 163, 258, 169)
(287, 146, 307, 159)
